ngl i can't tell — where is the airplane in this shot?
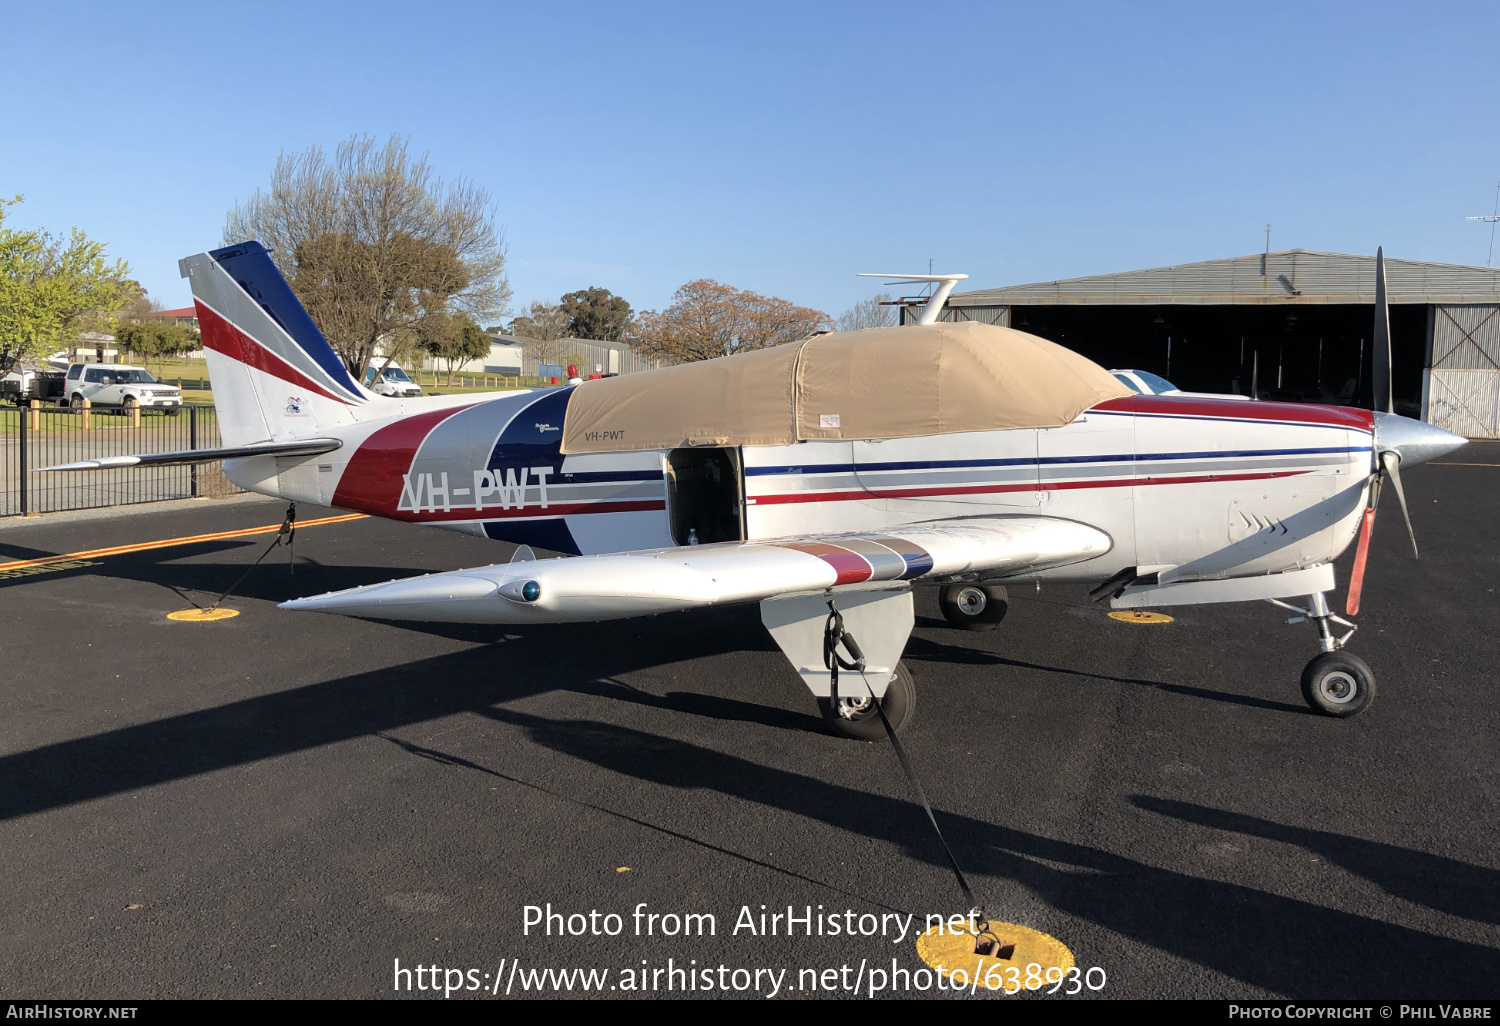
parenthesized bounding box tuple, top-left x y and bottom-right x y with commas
(47, 243, 1466, 739)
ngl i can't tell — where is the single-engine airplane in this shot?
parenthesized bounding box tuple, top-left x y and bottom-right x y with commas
(48, 246, 1465, 737)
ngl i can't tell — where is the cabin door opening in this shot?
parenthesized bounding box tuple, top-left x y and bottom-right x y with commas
(666, 447, 744, 545)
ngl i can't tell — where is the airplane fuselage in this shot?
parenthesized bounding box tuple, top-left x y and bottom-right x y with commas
(227, 388, 1376, 586)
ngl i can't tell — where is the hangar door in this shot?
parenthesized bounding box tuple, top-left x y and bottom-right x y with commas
(1427, 305, 1500, 439)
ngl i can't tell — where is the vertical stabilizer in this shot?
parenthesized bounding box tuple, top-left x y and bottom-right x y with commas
(179, 241, 390, 446)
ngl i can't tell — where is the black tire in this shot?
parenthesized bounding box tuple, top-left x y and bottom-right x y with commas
(938, 583, 1009, 630)
(166, 407, 181, 417)
(69, 393, 83, 411)
(1300, 651, 1376, 717)
(818, 660, 916, 741)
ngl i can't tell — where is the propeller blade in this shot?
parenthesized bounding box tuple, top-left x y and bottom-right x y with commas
(1346, 505, 1376, 617)
(1380, 450, 1419, 558)
(1372, 247, 1393, 414)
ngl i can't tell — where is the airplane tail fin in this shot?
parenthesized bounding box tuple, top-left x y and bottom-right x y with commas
(178, 241, 390, 446)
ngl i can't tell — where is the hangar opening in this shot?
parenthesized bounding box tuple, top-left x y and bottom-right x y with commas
(910, 250, 1500, 437)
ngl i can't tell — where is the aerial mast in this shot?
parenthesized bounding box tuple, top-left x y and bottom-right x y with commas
(1466, 180, 1500, 267)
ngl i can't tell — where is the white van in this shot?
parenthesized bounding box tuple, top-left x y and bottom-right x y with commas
(363, 364, 423, 398)
(64, 363, 183, 415)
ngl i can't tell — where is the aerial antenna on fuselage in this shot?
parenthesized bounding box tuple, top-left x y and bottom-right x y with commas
(857, 272, 969, 325)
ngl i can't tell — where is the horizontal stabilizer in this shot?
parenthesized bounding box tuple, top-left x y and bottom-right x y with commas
(39, 438, 342, 472)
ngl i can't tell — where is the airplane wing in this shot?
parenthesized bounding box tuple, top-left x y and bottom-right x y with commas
(280, 515, 1112, 623)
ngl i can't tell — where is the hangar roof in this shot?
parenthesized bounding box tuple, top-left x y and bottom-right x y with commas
(952, 250, 1500, 307)
(560, 321, 1130, 453)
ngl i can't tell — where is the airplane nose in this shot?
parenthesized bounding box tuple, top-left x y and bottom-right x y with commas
(1372, 412, 1467, 468)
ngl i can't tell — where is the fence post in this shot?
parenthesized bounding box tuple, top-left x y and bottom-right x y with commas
(18, 403, 28, 516)
(81, 398, 91, 430)
(131, 402, 141, 429)
(28, 398, 39, 431)
(189, 404, 199, 499)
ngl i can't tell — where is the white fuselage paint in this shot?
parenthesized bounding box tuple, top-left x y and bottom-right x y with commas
(234, 386, 1375, 588)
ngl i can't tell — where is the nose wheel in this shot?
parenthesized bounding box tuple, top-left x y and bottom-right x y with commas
(1273, 591, 1376, 717)
(1301, 651, 1376, 717)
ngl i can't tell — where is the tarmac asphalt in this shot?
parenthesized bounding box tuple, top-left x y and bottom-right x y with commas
(1, 444, 1497, 1000)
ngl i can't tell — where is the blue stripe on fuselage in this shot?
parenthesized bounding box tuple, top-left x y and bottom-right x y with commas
(745, 445, 1369, 477)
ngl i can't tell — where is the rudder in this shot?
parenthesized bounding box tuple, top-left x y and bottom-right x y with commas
(179, 240, 388, 446)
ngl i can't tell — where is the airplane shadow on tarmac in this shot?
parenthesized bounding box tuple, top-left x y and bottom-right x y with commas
(1134, 796, 1500, 928)
(2, 616, 1497, 997)
(903, 634, 1312, 716)
(441, 707, 1500, 999)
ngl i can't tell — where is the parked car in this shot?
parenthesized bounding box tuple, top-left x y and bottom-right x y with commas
(363, 364, 423, 397)
(63, 363, 183, 415)
(1109, 368, 1250, 401)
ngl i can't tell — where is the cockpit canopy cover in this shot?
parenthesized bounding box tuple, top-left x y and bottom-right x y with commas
(560, 320, 1133, 454)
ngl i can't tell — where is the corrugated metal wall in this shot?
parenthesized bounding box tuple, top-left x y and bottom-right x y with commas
(522, 341, 665, 377)
(1427, 304, 1500, 438)
(898, 305, 1010, 326)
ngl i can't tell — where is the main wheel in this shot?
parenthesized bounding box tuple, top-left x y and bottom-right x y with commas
(1300, 652, 1376, 717)
(938, 583, 1008, 630)
(69, 393, 83, 411)
(818, 660, 916, 741)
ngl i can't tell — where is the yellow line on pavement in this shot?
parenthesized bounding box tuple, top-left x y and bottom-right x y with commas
(0, 513, 368, 571)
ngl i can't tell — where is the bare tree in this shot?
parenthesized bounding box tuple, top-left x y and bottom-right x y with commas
(508, 299, 573, 371)
(630, 279, 829, 364)
(835, 292, 896, 332)
(224, 134, 511, 380)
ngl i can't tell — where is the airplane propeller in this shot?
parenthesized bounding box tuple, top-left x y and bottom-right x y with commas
(1344, 247, 1426, 616)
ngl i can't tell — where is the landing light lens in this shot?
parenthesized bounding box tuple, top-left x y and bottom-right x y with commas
(521, 580, 541, 602)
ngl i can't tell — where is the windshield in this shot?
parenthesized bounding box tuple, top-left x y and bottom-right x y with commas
(1132, 370, 1178, 394)
(1112, 373, 1142, 394)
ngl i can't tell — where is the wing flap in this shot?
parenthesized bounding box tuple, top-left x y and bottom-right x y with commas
(281, 515, 1112, 624)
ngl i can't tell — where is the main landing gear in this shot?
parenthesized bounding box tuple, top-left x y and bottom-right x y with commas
(819, 660, 917, 741)
(1272, 591, 1376, 717)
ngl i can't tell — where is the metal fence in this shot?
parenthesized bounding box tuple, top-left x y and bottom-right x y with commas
(1, 404, 243, 517)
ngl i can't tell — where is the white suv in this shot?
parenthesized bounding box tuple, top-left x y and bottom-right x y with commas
(65, 364, 184, 415)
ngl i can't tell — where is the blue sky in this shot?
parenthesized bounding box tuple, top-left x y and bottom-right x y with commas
(5, 1, 1499, 319)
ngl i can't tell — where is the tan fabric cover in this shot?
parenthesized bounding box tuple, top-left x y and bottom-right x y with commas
(561, 321, 1131, 454)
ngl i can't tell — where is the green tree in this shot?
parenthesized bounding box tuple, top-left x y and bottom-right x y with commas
(420, 314, 491, 386)
(116, 320, 202, 377)
(0, 196, 130, 377)
(559, 286, 632, 341)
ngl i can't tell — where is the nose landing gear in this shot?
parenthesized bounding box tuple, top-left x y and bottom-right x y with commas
(1270, 592, 1376, 717)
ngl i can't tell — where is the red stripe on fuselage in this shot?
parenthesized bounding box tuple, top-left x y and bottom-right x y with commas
(195, 301, 356, 406)
(750, 469, 1311, 506)
(1093, 394, 1375, 430)
(777, 542, 873, 584)
(392, 499, 666, 523)
(331, 406, 480, 515)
